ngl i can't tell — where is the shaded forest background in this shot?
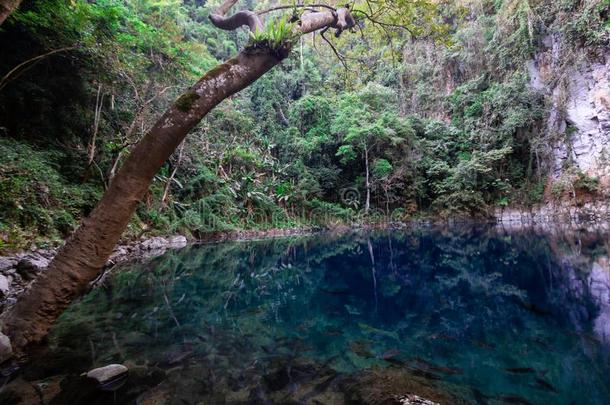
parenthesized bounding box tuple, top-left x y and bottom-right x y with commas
(0, 0, 608, 252)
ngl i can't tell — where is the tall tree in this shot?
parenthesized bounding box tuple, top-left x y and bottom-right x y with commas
(1, 0, 357, 356)
(1, 0, 444, 356)
(333, 84, 404, 214)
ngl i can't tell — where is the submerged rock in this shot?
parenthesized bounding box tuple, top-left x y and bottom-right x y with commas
(0, 332, 13, 363)
(397, 394, 440, 405)
(340, 368, 461, 404)
(86, 364, 128, 391)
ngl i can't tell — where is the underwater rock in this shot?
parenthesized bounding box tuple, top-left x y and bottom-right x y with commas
(136, 386, 171, 405)
(397, 394, 440, 405)
(86, 364, 128, 391)
(411, 358, 463, 376)
(263, 358, 328, 392)
(381, 348, 402, 360)
(350, 340, 374, 358)
(161, 346, 194, 367)
(505, 367, 536, 374)
(16, 254, 50, 280)
(0, 332, 13, 363)
(340, 367, 460, 404)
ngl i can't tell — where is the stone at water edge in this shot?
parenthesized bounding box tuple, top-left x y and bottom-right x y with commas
(0, 274, 10, 298)
(86, 364, 129, 391)
(0, 257, 17, 273)
(16, 254, 50, 280)
(0, 332, 13, 363)
(167, 235, 187, 248)
(140, 237, 169, 251)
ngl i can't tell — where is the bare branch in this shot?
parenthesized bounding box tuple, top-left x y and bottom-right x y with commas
(320, 26, 349, 71)
(213, 0, 239, 17)
(0, 46, 77, 93)
(210, 10, 263, 32)
(333, 7, 356, 37)
(209, 0, 263, 32)
(257, 4, 336, 16)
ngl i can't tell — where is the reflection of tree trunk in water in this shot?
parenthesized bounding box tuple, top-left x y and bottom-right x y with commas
(364, 146, 370, 215)
(388, 235, 395, 273)
(162, 286, 181, 329)
(367, 238, 378, 311)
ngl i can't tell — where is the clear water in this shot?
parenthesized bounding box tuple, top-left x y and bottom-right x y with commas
(11, 226, 610, 404)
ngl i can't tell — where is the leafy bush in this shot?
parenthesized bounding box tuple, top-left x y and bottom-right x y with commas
(574, 171, 599, 194)
(0, 139, 100, 251)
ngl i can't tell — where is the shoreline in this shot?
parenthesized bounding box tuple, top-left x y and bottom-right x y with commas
(2, 206, 609, 316)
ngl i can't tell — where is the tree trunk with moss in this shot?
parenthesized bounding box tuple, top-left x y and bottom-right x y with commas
(1, 0, 354, 357)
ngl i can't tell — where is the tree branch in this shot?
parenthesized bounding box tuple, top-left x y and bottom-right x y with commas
(351, 9, 414, 35)
(0, 46, 77, 93)
(319, 26, 349, 71)
(209, 0, 263, 32)
(257, 4, 336, 16)
(0, 1, 358, 356)
(210, 10, 263, 32)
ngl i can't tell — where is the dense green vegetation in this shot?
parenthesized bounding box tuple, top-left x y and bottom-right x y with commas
(0, 0, 608, 251)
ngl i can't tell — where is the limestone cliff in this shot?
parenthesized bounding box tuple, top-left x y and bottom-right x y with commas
(528, 34, 610, 190)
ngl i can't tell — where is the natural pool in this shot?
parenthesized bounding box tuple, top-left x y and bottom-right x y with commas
(5, 225, 610, 404)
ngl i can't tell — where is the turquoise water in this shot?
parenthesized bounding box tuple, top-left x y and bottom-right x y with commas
(13, 226, 610, 404)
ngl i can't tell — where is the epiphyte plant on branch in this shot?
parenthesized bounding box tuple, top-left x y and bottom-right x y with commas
(0, 0, 441, 357)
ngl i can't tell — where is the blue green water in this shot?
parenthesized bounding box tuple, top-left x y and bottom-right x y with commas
(15, 226, 610, 404)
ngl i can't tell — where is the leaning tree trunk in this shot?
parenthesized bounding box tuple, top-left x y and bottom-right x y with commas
(0, 0, 22, 25)
(1, 0, 354, 356)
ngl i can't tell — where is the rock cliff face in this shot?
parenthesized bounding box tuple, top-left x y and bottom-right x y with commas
(528, 35, 610, 185)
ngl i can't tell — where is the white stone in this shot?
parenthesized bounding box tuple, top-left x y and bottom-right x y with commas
(397, 394, 440, 405)
(86, 364, 128, 384)
(167, 235, 187, 248)
(0, 274, 10, 297)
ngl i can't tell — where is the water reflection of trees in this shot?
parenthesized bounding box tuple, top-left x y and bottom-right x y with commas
(52, 227, 610, 353)
(45, 226, 610, 402)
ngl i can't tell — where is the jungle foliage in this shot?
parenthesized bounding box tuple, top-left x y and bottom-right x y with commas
(0, 0, 608, 250)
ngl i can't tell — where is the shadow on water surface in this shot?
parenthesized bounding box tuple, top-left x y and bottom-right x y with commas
(2, 224, 610, 404)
